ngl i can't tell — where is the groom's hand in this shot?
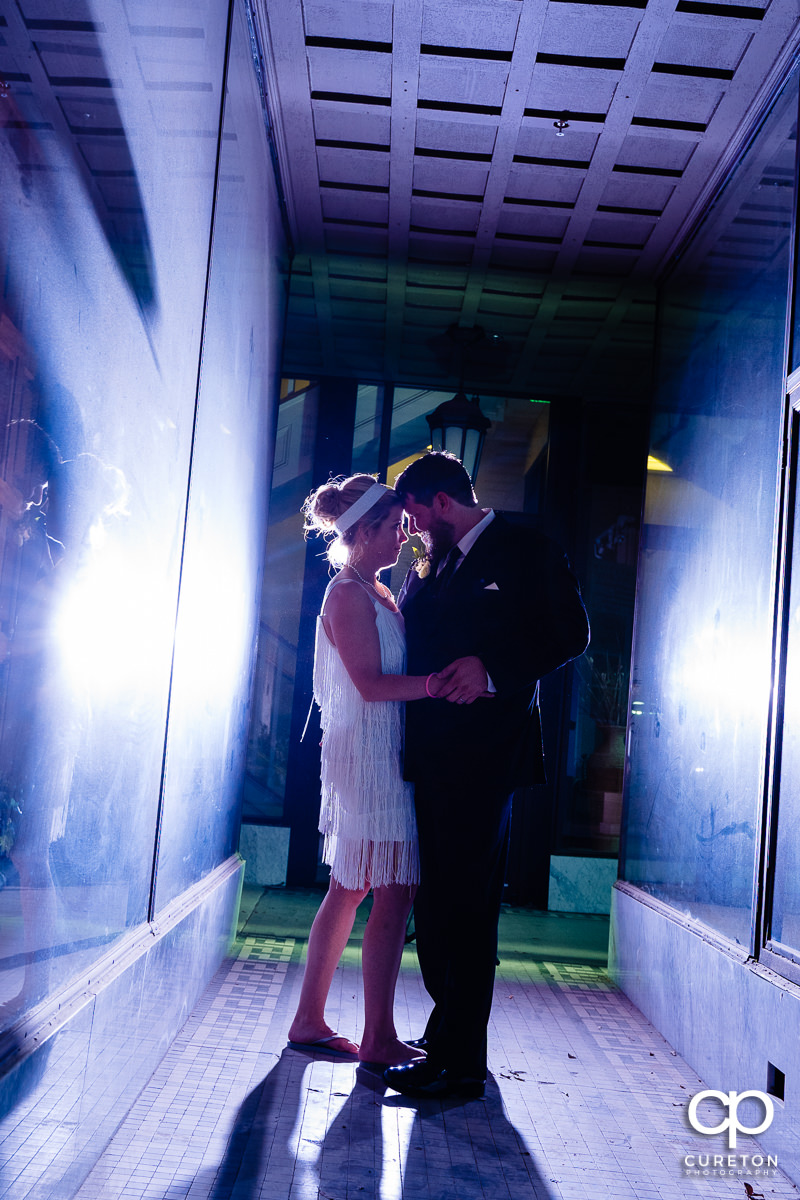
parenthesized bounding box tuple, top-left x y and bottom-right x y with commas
(435, 656, 491, 704)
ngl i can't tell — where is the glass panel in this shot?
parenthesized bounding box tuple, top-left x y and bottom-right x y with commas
(153, 1, 285, 908)
(352, 384, 383, 475)
(463, 428, 480, 475)
(560, 402, 647, 857)
(622, 70, 798, 943)
(243, 382, 319, 823)
(0, 3, 230, 1022)
(390, 386, 445, 467)
(443, 426, 464, 457)
(770, 405, 800, 952)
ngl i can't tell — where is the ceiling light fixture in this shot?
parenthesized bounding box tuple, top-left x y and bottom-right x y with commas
(553, 114, 570, 137)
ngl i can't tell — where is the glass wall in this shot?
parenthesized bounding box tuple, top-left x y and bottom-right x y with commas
(562, 403, 647, 858)
(244, 381, 320, 823)
(0, 0, 285, 1027)
(770, 378, 800, 958)
(622, 69, 798, 943)
(153, 2, 285, 909)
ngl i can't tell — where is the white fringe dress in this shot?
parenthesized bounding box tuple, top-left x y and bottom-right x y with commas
(313, 576, 419, 890)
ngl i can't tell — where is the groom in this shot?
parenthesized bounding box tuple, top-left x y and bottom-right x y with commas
(384, 451, 589, 1099)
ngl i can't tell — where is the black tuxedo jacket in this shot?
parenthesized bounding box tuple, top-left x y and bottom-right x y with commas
(400, 514, 589, 791)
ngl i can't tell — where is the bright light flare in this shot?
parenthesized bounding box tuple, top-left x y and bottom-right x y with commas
(53, 535, 174, 700)
(169, 526, 254, 704)
(670, 620, 771, 731)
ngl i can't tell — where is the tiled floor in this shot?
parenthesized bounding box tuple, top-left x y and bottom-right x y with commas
(70, 888, 798, 1200)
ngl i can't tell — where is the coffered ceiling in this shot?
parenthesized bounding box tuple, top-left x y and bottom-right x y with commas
(252, 0, 800, 400)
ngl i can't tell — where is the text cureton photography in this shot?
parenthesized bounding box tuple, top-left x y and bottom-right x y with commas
(682, 1090, 779, 1178)
(682, 1153, 779, 1179)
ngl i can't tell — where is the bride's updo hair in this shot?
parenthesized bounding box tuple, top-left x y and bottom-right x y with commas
(303, 473, 400, 565)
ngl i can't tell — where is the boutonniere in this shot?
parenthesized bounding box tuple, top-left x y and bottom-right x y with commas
(410, 545, 431, 578)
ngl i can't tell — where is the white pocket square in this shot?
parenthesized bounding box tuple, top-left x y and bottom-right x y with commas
(484, 582, 499, 590)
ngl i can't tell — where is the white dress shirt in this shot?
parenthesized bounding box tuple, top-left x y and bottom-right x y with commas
(456, 508, 494, 560)
(447, 508, 496, 693)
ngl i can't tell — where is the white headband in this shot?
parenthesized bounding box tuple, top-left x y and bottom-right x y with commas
(335, 481, 392, 533)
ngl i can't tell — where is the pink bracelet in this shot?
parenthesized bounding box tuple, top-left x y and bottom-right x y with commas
(425, 673, 437, 698)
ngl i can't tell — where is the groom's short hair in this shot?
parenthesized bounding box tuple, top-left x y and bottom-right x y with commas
(394, 451, 477, 508)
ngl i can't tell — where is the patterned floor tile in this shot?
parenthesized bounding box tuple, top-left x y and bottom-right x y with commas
(4, 896, 792, 1200)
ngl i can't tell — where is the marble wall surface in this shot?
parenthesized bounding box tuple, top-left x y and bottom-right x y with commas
(611, 883, 800, 1186)
(548, 855, 618, 915)
(238, 825, 291, 889)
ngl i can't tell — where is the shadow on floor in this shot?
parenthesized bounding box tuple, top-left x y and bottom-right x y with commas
(201, 1047, 555, 1200)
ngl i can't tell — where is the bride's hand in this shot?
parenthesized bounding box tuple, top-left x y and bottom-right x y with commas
(434, 656, 491, 704)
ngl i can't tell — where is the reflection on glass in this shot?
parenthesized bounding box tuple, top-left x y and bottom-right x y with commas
(152, 1, 285, 909)
(622, 69, 798, 943)
(769, 409, 800, 952)
(1, 443, 132, 1013)
(0, 0, 244, 1026)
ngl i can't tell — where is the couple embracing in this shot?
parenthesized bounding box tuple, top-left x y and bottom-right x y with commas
(287, 451, 589, 1100)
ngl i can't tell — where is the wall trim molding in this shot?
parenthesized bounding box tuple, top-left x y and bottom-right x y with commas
(0, 854, 243, 1080)
(613, 880, 752, 964)
(614, 879, 800, 1002)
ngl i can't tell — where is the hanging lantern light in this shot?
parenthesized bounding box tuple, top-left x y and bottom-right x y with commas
(425, 391, 492, 483)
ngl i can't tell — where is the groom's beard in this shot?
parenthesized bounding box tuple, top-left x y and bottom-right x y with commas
(420, 516, 456, 565)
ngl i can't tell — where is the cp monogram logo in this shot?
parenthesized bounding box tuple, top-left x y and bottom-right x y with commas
(688, 1090, 775, 1149)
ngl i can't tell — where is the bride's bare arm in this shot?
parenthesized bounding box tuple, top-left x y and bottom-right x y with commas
(323, 580, 437, 702)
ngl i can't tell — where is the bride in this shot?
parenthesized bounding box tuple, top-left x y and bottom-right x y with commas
(286, 473, 446, 1067)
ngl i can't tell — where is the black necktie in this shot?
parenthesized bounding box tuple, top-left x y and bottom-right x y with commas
(434, 546, 462, 592)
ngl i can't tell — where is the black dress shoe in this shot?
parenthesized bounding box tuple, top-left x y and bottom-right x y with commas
(405, 1036, 428, 1049)
(383, 1058, 485, 1099)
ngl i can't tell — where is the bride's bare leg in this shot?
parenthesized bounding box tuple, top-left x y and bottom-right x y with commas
(288, 878, 369, 1050)
(359, 883, 424, 1065)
